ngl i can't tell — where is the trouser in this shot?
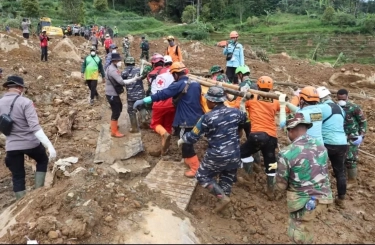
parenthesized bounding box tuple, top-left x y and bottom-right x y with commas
(41, 46, 48, 61)
(151, 101, 175, 134)
(226, 66, 238, 84)
(288, 203, 329, 244)
(105, 48, 110, 54)
(74, 33, 79, 36)
(123, 49, 130, 58)
(174, 127, 196, 158)
(92, 44, 98, 50)
(106, 95, 122, 120)
(127, 100, 145, 116)
(140, 50, 149, 61)
(240, 132, 278, 175)
(196, 166, 237, 196)
(325, 144, 347, 197)
(239, 121, 251, 139)
(23, 33, 29, 39)
(5, 143, 49, 192)
(101, 38, 105, 46)
(86, 80, 99, 99)
(346, 143, 358, 169)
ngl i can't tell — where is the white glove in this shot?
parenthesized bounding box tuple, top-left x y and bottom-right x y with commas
(123, 75, 139, 85)
(240, 85, 250, 93)
(34, 129, 56, 161)
(240, 97, 247, 113)
(286, 102, 299, 113)
(226, 94, 235, 101)
(177, 138, 185, 148)
(278, 93, 287, 106)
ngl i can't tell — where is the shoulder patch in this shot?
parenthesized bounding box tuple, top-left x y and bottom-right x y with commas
(310, 112, 322, 122)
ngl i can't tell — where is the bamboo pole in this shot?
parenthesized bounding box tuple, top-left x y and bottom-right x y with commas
(197, 79, 254, 100)
(188, 74, 282, 100)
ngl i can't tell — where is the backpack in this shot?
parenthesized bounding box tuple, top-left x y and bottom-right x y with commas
(166, 45, 179, 56)
(142, 40, 149, 51)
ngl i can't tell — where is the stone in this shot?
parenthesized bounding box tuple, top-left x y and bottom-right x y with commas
(133, 200, 141, 208)
(341, 68, 346, 72)
(37, 75, 43, 80)
(104, 215, 113, 222)
(353, 68, 360, 72)
(249, 227, 257, 235)
(71, 71, 82, 79)
(242, 236, 249, 243)
(48, 230, 59, 239)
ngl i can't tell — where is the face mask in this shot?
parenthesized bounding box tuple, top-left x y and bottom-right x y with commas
(90, 51, 96, 56)
(293, 89, 301, 96)
(169, 41, 174, 46)
(112, 49, 117, 53)
(116, 61, 122, 68)
(338, 100, 347, 107)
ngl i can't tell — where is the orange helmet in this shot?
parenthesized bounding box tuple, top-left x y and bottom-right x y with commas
(169, 62, 187, 74)
(257, 76, 273, 90)
(299, 86, 320, 102)
(230, 31, 239, 38)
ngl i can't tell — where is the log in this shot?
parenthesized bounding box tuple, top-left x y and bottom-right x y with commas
(197, 79, 254, 100)
(188, 74, 282, 100)
(54, 110, 77, 136)
(359, 149, 375, 158)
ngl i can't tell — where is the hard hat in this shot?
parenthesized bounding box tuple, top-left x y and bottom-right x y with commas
(210, 65, 223, 74)
(316, 86, 331, 99)
(151, 53, 164, 64)
(125, 57, 135, 64)
(169, 62, 187, 74)
(167, 35, 175, 41)
(230, 31, 239, 38)
(300, 86, 320, 102)
(106, 34, 109, 37)
(163, 55, 173, 63)
(235, 65, 251, 75)
(256, 76, 273, 90)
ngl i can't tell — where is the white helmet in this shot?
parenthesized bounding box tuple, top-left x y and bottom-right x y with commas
(316, 86, 331, 99)
(163, 55, 172, 63)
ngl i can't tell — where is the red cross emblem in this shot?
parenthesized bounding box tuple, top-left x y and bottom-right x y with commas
(156, 79, 165, 88)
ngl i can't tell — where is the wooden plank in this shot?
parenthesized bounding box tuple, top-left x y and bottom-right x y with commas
(144, 160, 197, 211)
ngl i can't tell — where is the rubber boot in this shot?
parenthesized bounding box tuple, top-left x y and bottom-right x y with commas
(207, 182, 231, 213)
(184, 155, 199, 178)
(110, 120, 125, 138)
(129, 114, 140, 133)
(15, 190, 26, 200)
(241, 156, 255, 184)
(265, 175, 275, 201)
(35, 172, 46, 189)
(155, 125, 171, 155)
(347, 168, 357, 190)
(139, 108, 150, 129)
(335, 195, 346, 209)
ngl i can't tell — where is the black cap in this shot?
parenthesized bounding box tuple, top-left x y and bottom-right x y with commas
(142, 36, 145, 39)
(3, 75, 27, 88)
(111, 53, 122, 61)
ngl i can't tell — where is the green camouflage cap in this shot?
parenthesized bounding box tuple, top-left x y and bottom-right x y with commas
(142, 65, 152, 77)
(204, 86, 227, 103)
(286, 113, 313, 129)
(210, 65, 223, 74)
(125, 56, 135, 64)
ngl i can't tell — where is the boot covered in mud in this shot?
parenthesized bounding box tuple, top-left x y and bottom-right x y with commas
(335, 195, 346, 209)
(184, 155, 199, 178)
(155, 125, 171, 155)
(35, 172, 46, 189)
(265, 175, 275, 201)
(138, 108, 150, 129)
(15, 190, 26, 200)
(129, 114, 140, 133)
(347, 168, 357, 189)
(207, 182, 231, 213)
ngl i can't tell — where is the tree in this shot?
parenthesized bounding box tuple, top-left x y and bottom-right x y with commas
(21, 0, 40, 17)
(181, 5, 196, 23)
(60, 0, 85, 23)
(94, 0, 108, 11)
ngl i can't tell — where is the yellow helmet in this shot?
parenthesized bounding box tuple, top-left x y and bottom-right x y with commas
(167, 35, 175, 41)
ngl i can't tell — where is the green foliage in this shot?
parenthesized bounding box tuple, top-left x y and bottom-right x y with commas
(246, 16, 261, 27)
(94, 0, 108, 11)
(181, 5, 195, 24)
(60, 0, 85, 23)
(21, 0, 40, 17)
(5, 17, 22, 28)
(332, 12, 356, 27)
(361, 17, 375, 34)
(321, 6, 335, 23)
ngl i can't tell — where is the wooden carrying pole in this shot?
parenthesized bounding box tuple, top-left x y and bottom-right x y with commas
(188, 74, 282, 100)
(197, 79, 254, 100)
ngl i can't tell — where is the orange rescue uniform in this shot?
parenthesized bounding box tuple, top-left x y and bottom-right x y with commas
(166, 45, 183, 62)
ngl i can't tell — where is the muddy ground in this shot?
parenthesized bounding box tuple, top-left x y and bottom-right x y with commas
(0, 31, 375, 244)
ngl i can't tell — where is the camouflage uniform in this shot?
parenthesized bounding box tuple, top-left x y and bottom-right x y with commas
(239, 76, 258, 90)
(121, 65, 145, 116)
(182, 87, 247, 196)
(123, 39, 130, 58)
(341, 101, 367, 169)
(275, 113, 334, 244)
(140, 41, 149, 61)
(214, 73, 231, 84)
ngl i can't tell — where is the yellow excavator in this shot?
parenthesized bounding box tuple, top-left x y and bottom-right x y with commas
(38, 17, 63, 36)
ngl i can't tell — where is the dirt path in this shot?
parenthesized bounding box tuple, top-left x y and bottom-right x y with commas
(0, 30, 374, 244)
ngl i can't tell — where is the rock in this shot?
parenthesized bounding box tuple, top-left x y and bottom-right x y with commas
(249, 227, 257, 235)
(48, 230, 59, 239)
(87, 139, 97, 145)
(71, 71, 82, 80)
(242, 236, 249, 243)
(369, 127, 374, 132)
(133, 200, 141, 208)
(67, 193, 74, 198)
(36, 216, 57, 233)
(104, 215, 113, 222)
(363, 214, 375, 221)
(37, 75, 43, 80)
(106, 182, 115, 188)
(353, 68, 360, 72)
(143, 230, 150, 235)
(0, 134, 5, 147)
(341, 68, 346, 72)
(322, 82, 328, 86)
